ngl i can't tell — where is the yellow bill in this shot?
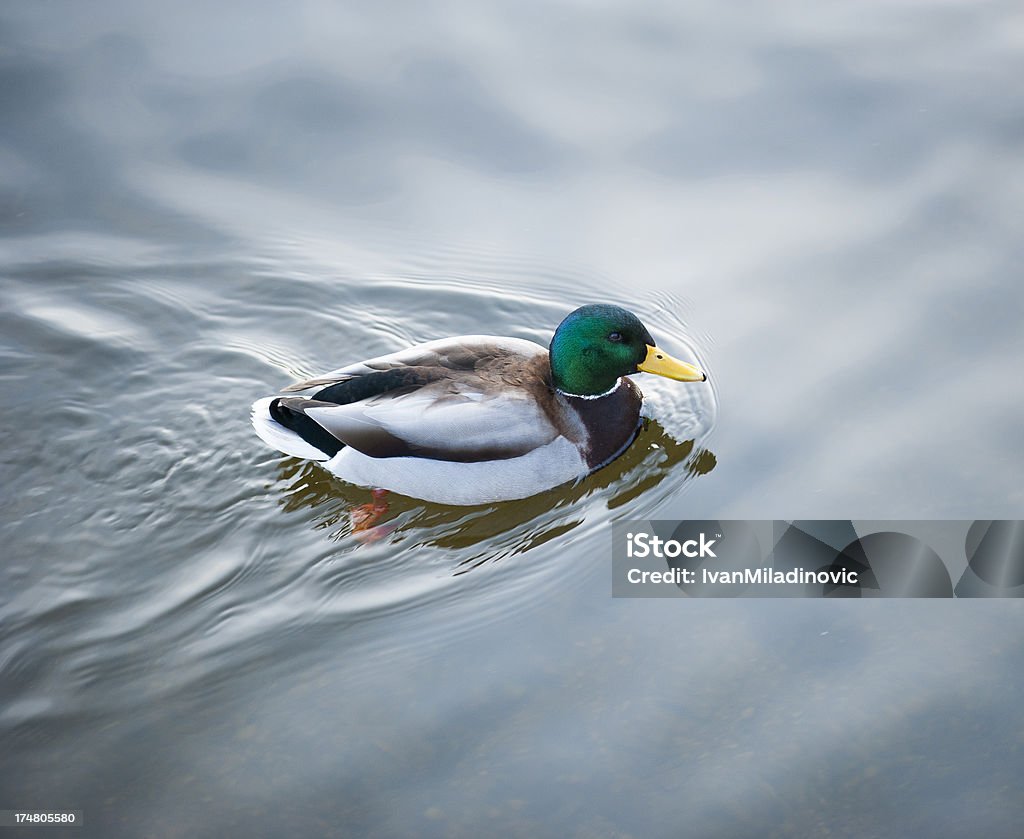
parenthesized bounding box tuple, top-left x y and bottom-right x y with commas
(638, 345, 707, 382)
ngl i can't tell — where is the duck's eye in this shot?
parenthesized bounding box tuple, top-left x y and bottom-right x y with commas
(608, 332, 623, 343)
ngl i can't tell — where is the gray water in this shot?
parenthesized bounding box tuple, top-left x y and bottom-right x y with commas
(2, 1, 1024, 837)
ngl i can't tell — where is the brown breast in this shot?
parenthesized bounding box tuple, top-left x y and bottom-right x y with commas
(478, 351, 644, 471)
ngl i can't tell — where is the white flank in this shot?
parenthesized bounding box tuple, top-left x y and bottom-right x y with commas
(324, 436, 587, 505)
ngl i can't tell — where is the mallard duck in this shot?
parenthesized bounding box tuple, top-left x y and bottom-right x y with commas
(251, 304, 707, 505)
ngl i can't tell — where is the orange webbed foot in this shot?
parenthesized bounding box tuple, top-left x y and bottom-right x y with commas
(351, 489, 392, 541)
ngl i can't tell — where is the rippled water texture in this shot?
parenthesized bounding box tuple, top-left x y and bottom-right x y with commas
(2, 2, 1024, 837)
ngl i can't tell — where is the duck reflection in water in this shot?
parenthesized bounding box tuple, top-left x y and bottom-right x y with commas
(273, 416, 716, 564)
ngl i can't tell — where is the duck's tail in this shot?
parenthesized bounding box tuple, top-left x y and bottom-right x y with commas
(250, 396, 333, 461)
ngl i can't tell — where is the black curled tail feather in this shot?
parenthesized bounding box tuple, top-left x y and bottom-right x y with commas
(269, 398, 344, 457)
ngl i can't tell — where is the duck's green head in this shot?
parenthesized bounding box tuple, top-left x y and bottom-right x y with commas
(549, 304, 707, 397)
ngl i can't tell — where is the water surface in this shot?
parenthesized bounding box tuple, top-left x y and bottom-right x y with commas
(2, 1, 1024, 836)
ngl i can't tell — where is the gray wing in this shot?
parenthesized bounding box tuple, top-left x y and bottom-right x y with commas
(275, 336, 560, 462)
(281, 335, 545, 393)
